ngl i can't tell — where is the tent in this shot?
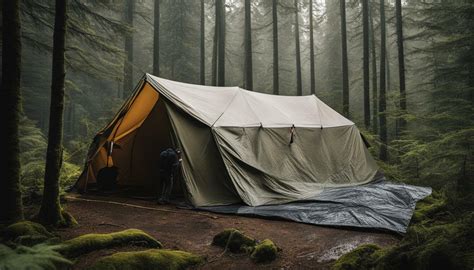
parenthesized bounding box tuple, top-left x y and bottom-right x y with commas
(76, 74, 379, 207)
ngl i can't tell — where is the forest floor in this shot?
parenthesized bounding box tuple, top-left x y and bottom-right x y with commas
(54, 194, 400, 269)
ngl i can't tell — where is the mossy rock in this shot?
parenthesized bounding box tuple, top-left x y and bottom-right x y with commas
(332, 244, 381, 270)
(2, 221, 54, 246)
(250, 239, 279, 263)
(212, 228, 256, 253)
(87, 249, 204, 270)
(59, 229, 162, 258)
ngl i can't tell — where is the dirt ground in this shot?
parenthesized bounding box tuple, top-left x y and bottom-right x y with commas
(57, 194, 400, 269)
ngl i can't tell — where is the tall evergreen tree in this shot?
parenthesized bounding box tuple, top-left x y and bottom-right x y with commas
(200, 0, 205, 85)
(212, 1, 218, 86)
(38, 0, 70, 226)
(272, 0, 279, 95)
(395, 0, 407, 134)
(0, 0, 24, 224)
(123, 0, 134, 96)
(362, 0, 370, 128)
(370, 3, 378, 134)
(322, 0, 342, 105)
(244, 0, 253, 90)
(217, 0, 226, 86)
(340, 0, 349, 116)
(294, 0, 302, 96)
(378, 0, 388, 161)
(309, 0, 316, 95)
(153, 0, 160, 76)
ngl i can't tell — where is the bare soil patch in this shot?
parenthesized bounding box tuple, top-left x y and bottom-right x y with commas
(57, 194, 399, 269)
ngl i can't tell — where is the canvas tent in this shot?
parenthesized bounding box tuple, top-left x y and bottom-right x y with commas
(76, 74, 379, 207)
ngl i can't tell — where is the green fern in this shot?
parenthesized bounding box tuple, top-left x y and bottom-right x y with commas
(0, 244, 72, 270)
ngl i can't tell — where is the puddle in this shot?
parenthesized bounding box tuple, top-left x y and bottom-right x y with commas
(317, 241, 362, 263)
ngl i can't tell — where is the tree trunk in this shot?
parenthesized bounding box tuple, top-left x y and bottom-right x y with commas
(370, 3, 378, 134)
(272, 0, 279, 95)
(395, 0, 406, 134)
(123, 0, 134, 97)
(153, 0, 160, 76)
(362, 0, 370, 128)
(212, 4, 218, 86)
(294, 0, 302, 96)
(386, 47, 391, 92)
(216, 0, 225, 86)
(309, 0, 316, 95)
(38, 0, 68, 226)
(340, 0, 349, 117)
(379, 0, 388, 161)
(0, 0, 24, 224)
(244, 0, 253, 90)
(200, 0, 205, 85)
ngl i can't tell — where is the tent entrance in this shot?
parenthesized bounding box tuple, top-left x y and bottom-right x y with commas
(91, 82, 185, 198)
(120, 96, 184, 197)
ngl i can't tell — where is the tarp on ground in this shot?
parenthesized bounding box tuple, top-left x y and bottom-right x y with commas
(199, 177, 432, 234)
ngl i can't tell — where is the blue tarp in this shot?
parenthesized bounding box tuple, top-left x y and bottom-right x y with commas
(199, 179, 431, 234)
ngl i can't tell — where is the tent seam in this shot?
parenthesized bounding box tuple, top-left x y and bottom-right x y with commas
(240, 89, 263, 126)
(211, 88, 241, 127)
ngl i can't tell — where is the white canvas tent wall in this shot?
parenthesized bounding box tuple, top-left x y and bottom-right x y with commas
(76, 74, 379, 207)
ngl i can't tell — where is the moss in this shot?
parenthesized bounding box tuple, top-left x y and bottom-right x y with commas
(332, 244, 381, 270)
(376, 214, 474, 270)
(411, 192, 448, 224)
(59, 229, 162, 258)
(2, 221, 54, 246)
(212, 228, 256, 253)
(87, 249, 204, 270)
(250, 239, 279, 263)
(60, 210, 78, 227)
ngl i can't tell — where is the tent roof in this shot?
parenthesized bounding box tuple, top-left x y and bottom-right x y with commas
(146, 74, 354, 128)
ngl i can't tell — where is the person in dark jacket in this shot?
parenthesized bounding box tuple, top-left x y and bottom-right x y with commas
(158, 148, 181, 204)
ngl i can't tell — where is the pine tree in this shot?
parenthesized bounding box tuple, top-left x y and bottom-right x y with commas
(272, 0, 279, 95)
(153, 0, 160, 76)
(378, 0, 388, 161)
(244, 0, 253, 90)
(0, 0, 24, 224)
(340, 0, 349, 117)
(294, 0, 302, 96)
(200, 0, 205, 85)
(309, 0, 316, 95)
(38, 0, 70, 226)
(123, 0, 135, 96)
(395, 0, 406, 135)
(362, 0, 370, 128)
(216, 0, 226, 86)
(370, 2, 378, 134)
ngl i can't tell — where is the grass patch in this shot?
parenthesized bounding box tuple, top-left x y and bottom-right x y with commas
(250, 239, 279, 263)
(88, 249, 204, 270)
(59, 229, 162, 258)
(212, 228, 256, 253)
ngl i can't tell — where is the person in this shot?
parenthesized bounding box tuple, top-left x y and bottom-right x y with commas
(158, 148, 182, 204)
